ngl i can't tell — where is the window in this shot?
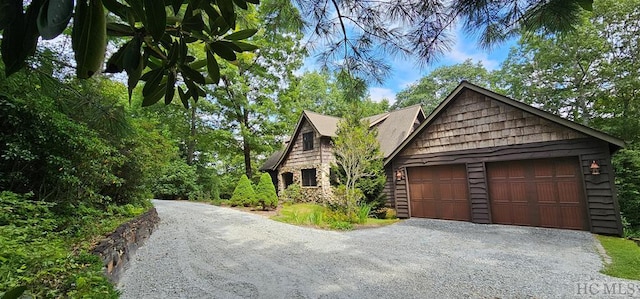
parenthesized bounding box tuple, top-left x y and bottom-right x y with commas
(282, 172, 294, 189)
(302, 132, 314, 151)
(301, 169, 317, 186)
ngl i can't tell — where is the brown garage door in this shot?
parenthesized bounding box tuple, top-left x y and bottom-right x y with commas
(408, 164, 470, 221)
(487, 157, 587, 230)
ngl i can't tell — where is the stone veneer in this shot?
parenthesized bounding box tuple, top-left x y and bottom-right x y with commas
(91, 208, 160, 283)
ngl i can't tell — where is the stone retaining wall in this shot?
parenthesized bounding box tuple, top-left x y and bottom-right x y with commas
(91, 208, 160, 283)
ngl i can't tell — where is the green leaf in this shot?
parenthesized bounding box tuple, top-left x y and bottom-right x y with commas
(2, 0, 42, 76)
(127, 54, 144, 101)
(72, 0, 107, 79)
(142, 67, 165, 97)
(184, 78, 199, 102)
(206, 49, 220, 84)
(231, 0, 247, 10)
(142, 83, 167, 106)
(106, 22, 135, 36)
(178, 86, 190, 108)
(143, 0, 166, 41)
(182, 11, 204, 31)
(124, 0, 145, 23)
(104, 42, 127, 73)
(1, 286, 27, 299)
(122, 36, 142, 73)
(178, 38, 188, 64)
(103, 0, 129, 20)
(224, 28, 257, 40)
(0, 0, 20, 31)
(216, 0, 235, 28)
(167, 41, 180, 66)
(170, 0, 183, 14)
(37, 0, 74, 39)
(180, 64, 205, 84)
(232, 41, 259, 51)
(210, 41, 236, 61)
(189, 59, 207, 70)
(165, 70, 176, 104)
(576, 0, 593, 11)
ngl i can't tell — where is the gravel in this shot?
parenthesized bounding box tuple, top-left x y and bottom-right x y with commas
(118, 200, 635, 299)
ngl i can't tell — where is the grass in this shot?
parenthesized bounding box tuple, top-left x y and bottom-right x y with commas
(271, 203, 399, 230)
(597, 235, 640, 280)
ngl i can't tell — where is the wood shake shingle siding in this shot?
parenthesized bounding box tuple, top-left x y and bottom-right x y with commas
(401, 89, 587, 156)
(281, 121, 319, 167)
(387, 82, 624, 236)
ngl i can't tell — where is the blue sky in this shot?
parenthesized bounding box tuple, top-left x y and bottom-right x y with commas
(300, 26, 517, 104)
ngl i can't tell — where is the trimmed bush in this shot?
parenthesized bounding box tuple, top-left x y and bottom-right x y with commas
(255, 173, 278, 210)
(229, 175, 255, 207)
(281, 184, 304, 204)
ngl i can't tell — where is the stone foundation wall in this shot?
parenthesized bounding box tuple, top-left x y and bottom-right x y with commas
(91, 208, 160, 283)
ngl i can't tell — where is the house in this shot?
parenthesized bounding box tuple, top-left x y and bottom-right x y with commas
(260, 105, 425, 202)
(263, 81, 625, 236)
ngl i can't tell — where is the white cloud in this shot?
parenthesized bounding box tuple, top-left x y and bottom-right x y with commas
(368, 87, 396, 104)
(442, 25, 503, 70)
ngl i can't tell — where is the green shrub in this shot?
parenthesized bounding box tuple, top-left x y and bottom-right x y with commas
(0, 191, 130, 298)
(356, 203, 373, 224)
(613, 149, 640, 235)
(152, 160, 201, 200)
(229, 175, 256, 207)
(255, 173, 278, 210)
(281, 184, 304, 204)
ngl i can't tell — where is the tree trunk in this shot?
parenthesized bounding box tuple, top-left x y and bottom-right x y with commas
(186, 104, 197, 165)
(242, 108, 252, 178)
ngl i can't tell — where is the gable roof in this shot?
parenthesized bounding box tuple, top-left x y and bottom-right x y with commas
(304, 110, 342, 137)
(376, 105, 424, 157)
(260, 106, 425, 171)
(384, 81, 625, 165)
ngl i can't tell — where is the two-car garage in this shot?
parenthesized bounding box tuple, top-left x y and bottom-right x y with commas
(387, 82, 624, 235)
(407, 157, 588, 230)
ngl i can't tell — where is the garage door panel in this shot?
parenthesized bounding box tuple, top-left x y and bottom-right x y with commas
(488, 157, 587, 231)
(558, 182, 580, 203)
(536, 182, 556, 202)
(509, 182, 528, 203)
(409, 184, 423, 200)
(560, 207, 584, 229)
(408, 164, 470, 221)
(539, 206, 560, 227)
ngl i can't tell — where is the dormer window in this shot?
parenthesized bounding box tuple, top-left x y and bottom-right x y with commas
(303, 132, 314, 151)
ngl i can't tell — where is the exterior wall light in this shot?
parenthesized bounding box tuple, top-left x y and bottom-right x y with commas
(395, 169, 405, 181)
(590, 160, 601, 175)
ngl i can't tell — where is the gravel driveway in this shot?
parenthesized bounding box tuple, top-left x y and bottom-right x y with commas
(118, 200, 635, 298)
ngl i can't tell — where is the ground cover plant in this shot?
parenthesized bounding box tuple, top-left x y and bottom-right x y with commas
(271, 203, 398, 230)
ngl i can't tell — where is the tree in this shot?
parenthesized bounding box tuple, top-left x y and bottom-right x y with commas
(286, 70, 389, 120)
(296, 0, 594, 82)
(229, 174, 255, 206)
(393, 59, 496, 113)
(332, 116, 383, 208)
(497, 0, 640, 131)
(255, 173, 278, 210)
(0, 0, 593, 99)
(209, 0, 305, 178)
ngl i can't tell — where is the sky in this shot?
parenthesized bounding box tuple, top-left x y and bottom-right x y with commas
(300, 26, 517, 105)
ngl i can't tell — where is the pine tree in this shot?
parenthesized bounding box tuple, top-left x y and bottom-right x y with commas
(255, 173, 278, 210)
(230, 175, 256, 207)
